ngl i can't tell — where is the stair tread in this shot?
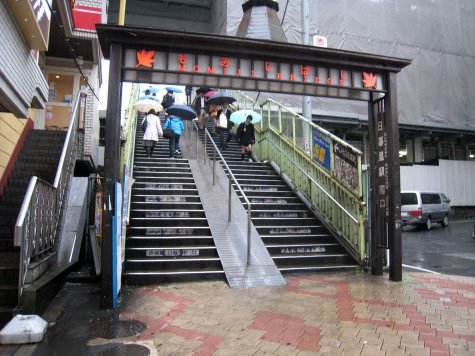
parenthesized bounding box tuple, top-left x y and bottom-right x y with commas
(273, 253, 349, 258)
(267, 243, 339, 247)
(125, 270, 225, 275)
(127, 246, 217, 250)
(127, 257, 221, 262)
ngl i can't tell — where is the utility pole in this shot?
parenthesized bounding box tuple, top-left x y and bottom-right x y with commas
(302, 0, 312, 152)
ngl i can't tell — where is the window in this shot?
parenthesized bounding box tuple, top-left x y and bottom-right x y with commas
(421, 193, 440, 204)
(401, 193, 417, 205)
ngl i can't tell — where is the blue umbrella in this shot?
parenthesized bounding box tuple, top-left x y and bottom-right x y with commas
(206, 92, 236, 105)
(143, 86, 161, 94)
(166, 104, 197, 121)
(230, 109, 262, 125)
(165, 86, 182, 93)
(140, 94, 160, 101)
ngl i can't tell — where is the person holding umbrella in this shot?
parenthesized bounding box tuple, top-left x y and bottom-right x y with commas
(163, 112, 185, 159)
(236, 114, 255, 162)
(142, 109, 163, 157)
(193, 90, 209, 131)
(216, 102, 233, 149)
(161, 90, 175, 109)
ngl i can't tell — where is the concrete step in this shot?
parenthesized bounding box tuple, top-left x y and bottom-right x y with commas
(126, 246, 219, 259)
(126, 235, 215, 248)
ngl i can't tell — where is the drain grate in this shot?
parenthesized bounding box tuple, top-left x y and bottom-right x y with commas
(93, 343, 150, 356)
(87, 320, 147, 339)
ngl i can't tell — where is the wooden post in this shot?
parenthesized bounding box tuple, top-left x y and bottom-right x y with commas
(101, 44, 123, 308)
(386, 72, 402, 281)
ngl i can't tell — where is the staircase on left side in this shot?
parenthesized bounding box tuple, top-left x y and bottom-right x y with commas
(0, 129, 66, 328)
(124, 119, 225, 284)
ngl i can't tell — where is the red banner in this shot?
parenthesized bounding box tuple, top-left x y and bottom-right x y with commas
(71, 4, 102, 31)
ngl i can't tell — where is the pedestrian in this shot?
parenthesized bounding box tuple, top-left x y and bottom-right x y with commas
(236, 114, 255, 162)
(161, 90, 175, 109)
(216, 102, 232, 149)
(194, 91, 208, 131)
(185, 85, 193, 105)
(142, 109, 163, 157)
(163, 113, 185, 159)
(208, 103, 220, 135)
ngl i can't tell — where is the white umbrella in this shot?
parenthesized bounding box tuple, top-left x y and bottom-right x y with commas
(134, 99, 163, 113)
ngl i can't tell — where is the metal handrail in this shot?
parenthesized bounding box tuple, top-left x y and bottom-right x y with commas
(191, 121, 253, 265)
(15, 91, 85, 304)
(266, 137, 359, 224)
(232, 91, 362, 155)
(265, 98, 362, 155)
(232, 89, 365, 261)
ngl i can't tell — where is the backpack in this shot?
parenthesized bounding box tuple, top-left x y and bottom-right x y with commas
(141, 117, 147, 133)
(162, 118, 174, 139)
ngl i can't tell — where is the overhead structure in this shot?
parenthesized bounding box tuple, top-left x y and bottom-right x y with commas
(236, 0, 287, 42)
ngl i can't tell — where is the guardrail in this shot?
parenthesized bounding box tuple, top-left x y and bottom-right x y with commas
(191, 121, 253, 265)
(14, 92, 86, 304)
(231, 90, 366, 263)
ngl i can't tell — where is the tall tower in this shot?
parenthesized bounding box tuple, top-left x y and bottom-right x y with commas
(236, 0, 287, 42)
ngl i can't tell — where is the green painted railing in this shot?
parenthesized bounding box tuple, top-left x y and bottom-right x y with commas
(231, 91, 366, 263)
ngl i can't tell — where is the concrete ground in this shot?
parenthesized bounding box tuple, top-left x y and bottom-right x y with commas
(2, 271, 475, 355)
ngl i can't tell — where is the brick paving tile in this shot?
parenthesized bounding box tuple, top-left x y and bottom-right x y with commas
(449, 345, 473, 356)
(381, 343, 405, 353)
(9, 271, 475, 356)
(404, 345, 430, 355)
(360, 344, 383, 355)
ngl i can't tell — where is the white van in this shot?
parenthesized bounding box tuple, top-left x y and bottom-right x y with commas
(401, 191, 452, 230)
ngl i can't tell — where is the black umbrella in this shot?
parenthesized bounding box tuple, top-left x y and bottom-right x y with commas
(206, 92, 236, 105)
(166, 104, 197, 121)
(196, 87, 215, 94)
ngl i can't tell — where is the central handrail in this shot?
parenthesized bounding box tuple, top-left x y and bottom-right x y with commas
(191, 121, 253, 265)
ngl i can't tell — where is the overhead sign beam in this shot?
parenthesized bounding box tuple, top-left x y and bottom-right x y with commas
(123, 49, 386, 101)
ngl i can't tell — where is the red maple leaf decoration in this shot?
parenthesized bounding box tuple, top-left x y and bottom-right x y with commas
(136, 50, 155, 68)
(362, 72, 377, 89)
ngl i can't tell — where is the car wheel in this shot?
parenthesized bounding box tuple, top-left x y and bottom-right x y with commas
(442, 215, 449, 227)
(425, 218, 432, 231)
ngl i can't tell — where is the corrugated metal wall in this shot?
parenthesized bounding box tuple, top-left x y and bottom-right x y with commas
(400, 160, 475, 206)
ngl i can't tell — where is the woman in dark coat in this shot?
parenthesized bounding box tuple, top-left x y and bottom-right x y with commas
(236, 115, 255, 162)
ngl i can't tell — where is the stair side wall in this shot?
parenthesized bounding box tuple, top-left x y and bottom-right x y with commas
(0, 116, 33, 196)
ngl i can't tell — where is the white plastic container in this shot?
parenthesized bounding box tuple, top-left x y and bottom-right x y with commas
(0, 315, 48, 344)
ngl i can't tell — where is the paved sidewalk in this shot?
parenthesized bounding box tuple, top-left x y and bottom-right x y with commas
(2, 271, 475, 355)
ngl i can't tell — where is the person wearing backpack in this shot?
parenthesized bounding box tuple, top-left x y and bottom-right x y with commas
(142, 109, 163, 157)
(163, 113, 185, 159)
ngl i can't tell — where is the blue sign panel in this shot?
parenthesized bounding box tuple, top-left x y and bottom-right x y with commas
(312, 128, 331, 171)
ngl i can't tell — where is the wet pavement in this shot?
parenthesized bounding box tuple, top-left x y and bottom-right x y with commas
(402, 220, 475, 277)
(2, 270, 475, 355)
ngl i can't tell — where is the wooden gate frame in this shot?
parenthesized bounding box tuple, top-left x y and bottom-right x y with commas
(96, 24, 410, 308)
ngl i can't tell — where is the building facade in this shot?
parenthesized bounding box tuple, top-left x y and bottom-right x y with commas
(107, 0, 475, 163)
(0, 0, 106, 192)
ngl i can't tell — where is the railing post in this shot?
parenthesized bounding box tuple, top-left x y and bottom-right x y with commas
(195, 123, 198, 157)
(203, 129, 207, 165)
(228, 178, 232, 222)
(247, 204, 251, 266)
(212, 148, 216, 186)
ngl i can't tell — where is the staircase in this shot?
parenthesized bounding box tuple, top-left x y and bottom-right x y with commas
(124, 119, 225, 284)
(0, 129, 66, 328)
(200, 124, 358, 274)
